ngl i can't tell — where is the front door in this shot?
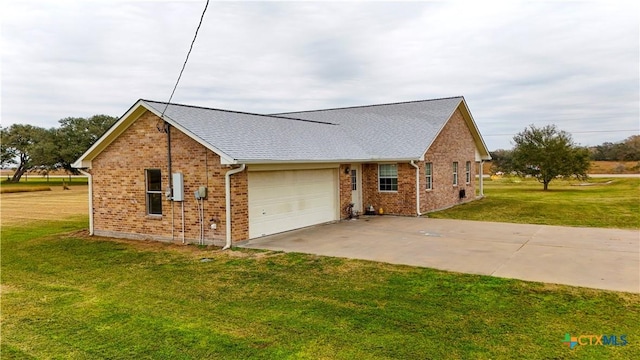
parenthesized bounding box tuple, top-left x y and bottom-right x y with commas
(350, 164, 362, 213)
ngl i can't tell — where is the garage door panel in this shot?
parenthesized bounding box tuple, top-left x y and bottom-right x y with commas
(248, 169, 337, 238)
(251, 187, 328, 203)
(255, 198, 330, 215)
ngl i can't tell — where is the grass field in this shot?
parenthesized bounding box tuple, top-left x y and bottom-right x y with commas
(0, 176, 88, 193)
(0, 187, 89, 226)
(430, 177, 640, 229)
(2, 218, 639, 359)
(1, 177, 639, 358)
(588, 161, 639, 174)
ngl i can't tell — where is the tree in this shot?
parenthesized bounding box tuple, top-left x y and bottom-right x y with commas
(489, 149, 514, 174)
(0, 115, 117, 181)
(590, 135, 640, 161)
(0, 126, 18, 169)
(54, 115, 118, 173)
(511, 125, 590, 190)
(622, 135, 640, 161)
(0, 124, 55, 182)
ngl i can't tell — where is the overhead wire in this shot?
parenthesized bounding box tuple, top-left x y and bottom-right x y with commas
(483, 129, 638, 137)
(161, 0, 210, 118)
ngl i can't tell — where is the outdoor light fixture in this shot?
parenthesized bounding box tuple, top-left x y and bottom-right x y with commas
(345, 167, 350, 174)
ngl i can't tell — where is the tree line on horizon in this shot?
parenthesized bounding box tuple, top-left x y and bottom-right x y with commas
(492, 134, 640, 163)
(490, 132, 639, 189)
(0, 116, 637, 189)
(491, 134, 640, 176)
(0, 115, 118, 182)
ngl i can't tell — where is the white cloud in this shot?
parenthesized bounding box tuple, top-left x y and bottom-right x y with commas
(1, 0, 638, 150)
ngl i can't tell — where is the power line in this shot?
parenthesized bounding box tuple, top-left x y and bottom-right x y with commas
(161, 0, 210, 118)
(571, 129, 639, 134)
(484, 129, 638, 137)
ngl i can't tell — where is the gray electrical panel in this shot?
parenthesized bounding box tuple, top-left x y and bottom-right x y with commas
(172, 173, 184, 201)
(197, 186, 207, 199)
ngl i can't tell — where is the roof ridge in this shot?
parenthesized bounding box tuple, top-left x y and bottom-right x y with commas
(272, 96, 464, 115)
(140, 99, 338, 126)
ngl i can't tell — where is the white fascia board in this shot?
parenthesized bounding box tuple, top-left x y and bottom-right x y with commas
(247, 163, 341, 172)
(72, 100, 148, 169)
(72, 159, 92, 169)
(459, 98, 492, 160)
(237, 158, 419, 165)
(475, 148, 483, 162)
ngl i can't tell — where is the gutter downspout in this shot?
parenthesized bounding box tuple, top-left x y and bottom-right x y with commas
(479, 160, 484, 197)
(223, 164, 246, 250)
(410, 161, 422, 216)
(78, 169, 94, 235)
(165, 122, 174, 241)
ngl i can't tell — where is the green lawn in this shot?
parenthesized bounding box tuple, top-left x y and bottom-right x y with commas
(2, 219, 639, 359)
(1, 176, 88, 193)
(429, 177, 640, 229)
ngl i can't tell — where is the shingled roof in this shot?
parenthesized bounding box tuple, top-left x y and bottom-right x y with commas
(73, 97, 490, 168)
(273, 97, 466, 161)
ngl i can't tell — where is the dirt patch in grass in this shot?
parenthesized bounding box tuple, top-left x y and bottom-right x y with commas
(0, 186, 89, 227)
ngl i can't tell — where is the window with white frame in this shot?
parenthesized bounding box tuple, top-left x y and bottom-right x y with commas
(378, 164, 398, 191)
(145, 169, 162, 215)
(425, 162, 433, 190)
(351, 169, 357, 191)
(465, 161, 471, 184)
(453, 162, 458, 186)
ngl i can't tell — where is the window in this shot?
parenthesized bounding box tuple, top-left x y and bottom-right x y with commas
(378, 164, 398, 191)
(351, 169, 357, 191)
(146, 169, 162, 215)
(453, 162, 458, 186)
(465, 161, 471, 184)
(425, 162, 433, 190)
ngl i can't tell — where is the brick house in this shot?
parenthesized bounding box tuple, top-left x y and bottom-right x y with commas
(73, 96, 491, 248)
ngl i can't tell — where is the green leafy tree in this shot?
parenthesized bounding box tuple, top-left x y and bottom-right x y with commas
(489, 149, 514, 174)
(590, 135, 640, 161)
(1, 126, 18, 169)
(54, 115, 118, 173)
(0, 124, 55, 182)
(622, 135, 640, 161)
(511, 125, 590, 190)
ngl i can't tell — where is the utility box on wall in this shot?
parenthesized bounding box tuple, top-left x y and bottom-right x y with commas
(172, 173, 184, 201)
(197, 186, 207, 199)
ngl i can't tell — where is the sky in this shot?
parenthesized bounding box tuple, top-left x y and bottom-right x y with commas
(1, 0, 638, 151)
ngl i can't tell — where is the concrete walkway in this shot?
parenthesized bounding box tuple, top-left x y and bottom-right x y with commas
(241, 216, 640, 293)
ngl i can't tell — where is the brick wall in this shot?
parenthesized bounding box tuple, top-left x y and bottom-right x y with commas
(90, 106, 479, 243)
(356, 108, 478, 216)
(90, 110, 248, 245)
(338, 164, 353, 219)
(421, 108, 477, 212)
(361, 162, 417, 216)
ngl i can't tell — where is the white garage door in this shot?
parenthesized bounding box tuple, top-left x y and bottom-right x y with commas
(248, 169, 338, 238)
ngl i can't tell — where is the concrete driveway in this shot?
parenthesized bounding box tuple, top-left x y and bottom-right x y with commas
(240, 216, 640, 293)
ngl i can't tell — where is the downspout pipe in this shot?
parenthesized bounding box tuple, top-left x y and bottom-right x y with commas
(479, 160, 485, 197)
(165, 123, 174, 241)
(223, 164, 246, 250)
(410, 160, 422, 216)
(78, 169, 94, 235)
(165, 122, 173, 197)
